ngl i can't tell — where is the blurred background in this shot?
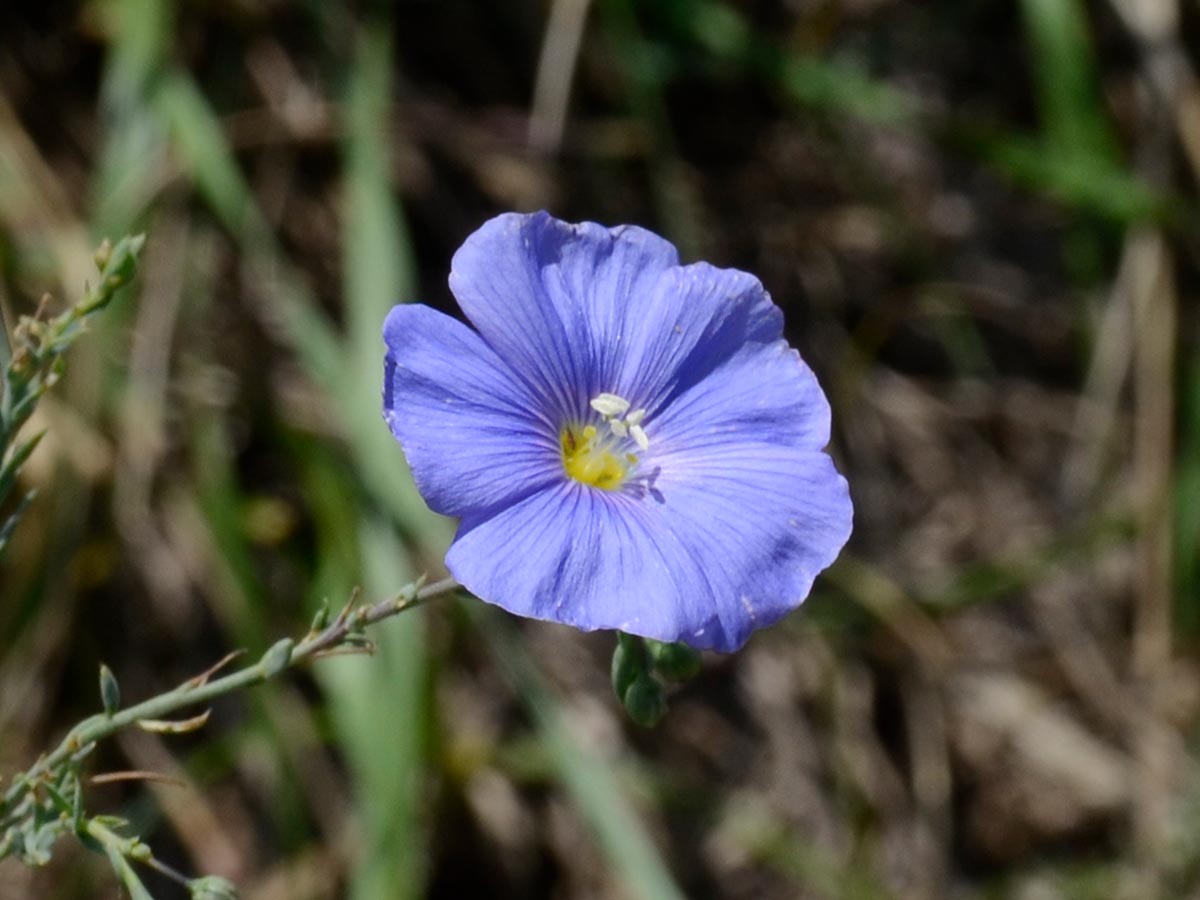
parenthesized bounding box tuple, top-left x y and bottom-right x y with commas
(1, 0, 1198, 898)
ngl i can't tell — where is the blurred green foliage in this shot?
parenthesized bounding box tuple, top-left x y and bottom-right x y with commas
(1, 0, 1198, 898)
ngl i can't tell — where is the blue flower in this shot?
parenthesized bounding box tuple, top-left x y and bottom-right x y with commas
(383, 212, 852, 652)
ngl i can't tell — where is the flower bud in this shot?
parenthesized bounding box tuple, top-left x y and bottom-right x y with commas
(93, 239, 112, 271)
(189, 875, 239, 899)
(646, 639, 701, 682)
(308, 599, 330, 633)
(259, 639, 294, 678)
(99, 664, 120, 716)
(101, 234, 146, 290)
(610, 633, 644, 702)
(79, 234, 146, 314)
(622, 674, 667, 728)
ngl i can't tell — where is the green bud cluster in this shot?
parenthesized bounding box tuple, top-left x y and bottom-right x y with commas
(0, 234, 145, 559)
(610, 633, 703, 727)
(0, 235, 154, 891)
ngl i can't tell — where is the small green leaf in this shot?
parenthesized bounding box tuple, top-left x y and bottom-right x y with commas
(99, 664, 121, 716)
(0, 489, 36, 560)
(258, 638, 294, 678)
(0, 429, 45, 505)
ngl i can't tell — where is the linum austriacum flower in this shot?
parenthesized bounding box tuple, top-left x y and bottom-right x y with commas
(383, 212, 852, 654)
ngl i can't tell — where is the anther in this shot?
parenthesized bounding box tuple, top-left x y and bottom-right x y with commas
(629, 424, 649, 451)
(590, 393, 630, 418)
(588, 392, 651, 451)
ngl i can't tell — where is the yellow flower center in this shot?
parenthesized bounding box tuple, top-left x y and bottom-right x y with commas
(561, 424, 631, 490)
(560, 393, 650, 491)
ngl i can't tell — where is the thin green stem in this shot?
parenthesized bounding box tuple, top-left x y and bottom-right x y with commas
(88, 819, 155, 900)
(2, 576, 460, 818)
(143, 852, 194, 888)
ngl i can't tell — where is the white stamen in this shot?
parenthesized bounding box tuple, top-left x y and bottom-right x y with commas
(590, 393, 630, 418)
(588, 391, 651, 451)
(629, 424, 649, 451)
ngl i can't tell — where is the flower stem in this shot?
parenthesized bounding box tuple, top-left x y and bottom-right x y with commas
(88, 819, 155, 900)
(1, 576, 460, 819)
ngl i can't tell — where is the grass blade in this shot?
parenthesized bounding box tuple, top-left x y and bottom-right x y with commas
(484, 612, 687, 900)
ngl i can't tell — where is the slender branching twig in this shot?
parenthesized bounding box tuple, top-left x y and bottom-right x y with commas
(0, 232, 464, 898)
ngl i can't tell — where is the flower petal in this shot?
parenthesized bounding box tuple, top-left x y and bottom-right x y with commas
(445, 444, 852, 652)
(448, 212, 681, 420)
(445, 482, 692, 643)
(641, 443, 853, 650)
(615, 262, 784, 415)
(449, 214, 787, 425)
(647, 336, 833, 458)
(383, 304, 562, 518)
